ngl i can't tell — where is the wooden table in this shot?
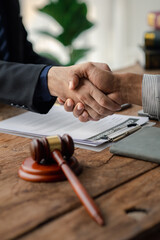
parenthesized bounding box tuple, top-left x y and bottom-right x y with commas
(1, 63, 160, 240)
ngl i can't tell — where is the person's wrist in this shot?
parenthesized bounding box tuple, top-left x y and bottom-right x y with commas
(112, 73, 128, 104)
(47, 66, 58, 97)
(114, 72, 143, 105)
(47, 66, 74, 102)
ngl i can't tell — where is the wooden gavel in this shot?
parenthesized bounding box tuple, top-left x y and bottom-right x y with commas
(30, 134, 104, 226)
(30, 134, 74, 165)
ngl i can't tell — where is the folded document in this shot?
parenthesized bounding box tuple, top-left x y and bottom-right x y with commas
(110, 127, 160, 163)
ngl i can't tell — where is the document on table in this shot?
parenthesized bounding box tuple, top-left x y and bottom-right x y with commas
(0, 105, 148, 151)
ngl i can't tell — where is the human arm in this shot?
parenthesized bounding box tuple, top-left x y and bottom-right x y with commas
(142, 74, 160, 119)
(0, 0, 58, 113)
(34, 63, 120, 121)
(116, 72, 160, 120)
(65, 63, 160, 120)
(59, 62, 142, 119)
(37, 64, 160, 121)
(33, 66, 57, 113)
(3, 2, 121, 118)
(60, 71, 142, 121)
(0, 60, 55, 113)
(57, 62, 113, 122)
(66, 62, 142, 105)
(47, 64, 121, 121)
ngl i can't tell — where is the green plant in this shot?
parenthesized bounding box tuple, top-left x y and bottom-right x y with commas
(37, 0, 94, 66)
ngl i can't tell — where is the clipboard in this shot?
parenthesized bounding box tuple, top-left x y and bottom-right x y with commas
(75, 123, 142, 146)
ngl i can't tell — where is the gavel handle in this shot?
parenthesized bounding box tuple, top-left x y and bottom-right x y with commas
(52, 150, 104, 226)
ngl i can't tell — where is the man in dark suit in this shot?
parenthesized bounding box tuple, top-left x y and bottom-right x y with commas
(0, 0, 121, 121)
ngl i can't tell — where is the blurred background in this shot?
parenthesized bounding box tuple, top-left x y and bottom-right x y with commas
(19, 0, 160, 70)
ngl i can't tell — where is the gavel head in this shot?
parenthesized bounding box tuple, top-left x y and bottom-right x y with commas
(30, 134, 74, 164)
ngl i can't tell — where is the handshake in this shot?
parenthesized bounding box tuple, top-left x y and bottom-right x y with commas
(48, 62, 143, 122)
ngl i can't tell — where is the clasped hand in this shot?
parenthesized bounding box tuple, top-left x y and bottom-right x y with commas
(48, 62, 123, 122)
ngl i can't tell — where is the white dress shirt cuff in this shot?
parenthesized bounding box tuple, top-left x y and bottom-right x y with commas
(142, 74, 160, 120)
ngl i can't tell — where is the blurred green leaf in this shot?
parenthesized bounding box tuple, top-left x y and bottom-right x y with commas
(37, 0, 94, 65)
(38, 0, 94, 46)
(57, 20, 93, 46)
(36, 30, 58, 39)
(68, 48, 91, 65)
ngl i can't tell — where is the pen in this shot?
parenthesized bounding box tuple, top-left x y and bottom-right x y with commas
(112, 124, 141, 142)
(120, 103, 132, 110)
(52, 150, 105, 226)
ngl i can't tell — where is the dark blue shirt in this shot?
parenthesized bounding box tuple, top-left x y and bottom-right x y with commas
(34, 65, 55, 103)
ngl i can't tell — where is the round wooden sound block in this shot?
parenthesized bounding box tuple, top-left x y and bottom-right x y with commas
(18, 156, 82, 182)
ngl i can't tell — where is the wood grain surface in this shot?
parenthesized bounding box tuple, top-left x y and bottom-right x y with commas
(20, 167, 160, 240)
(0, 130, 158, 239)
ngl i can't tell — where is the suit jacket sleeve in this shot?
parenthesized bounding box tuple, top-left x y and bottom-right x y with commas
(0, 0, 59, 114)
(0, 60, 55, 113)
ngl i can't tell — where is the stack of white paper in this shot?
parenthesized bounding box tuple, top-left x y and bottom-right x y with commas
(0, 106, 148, 151)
